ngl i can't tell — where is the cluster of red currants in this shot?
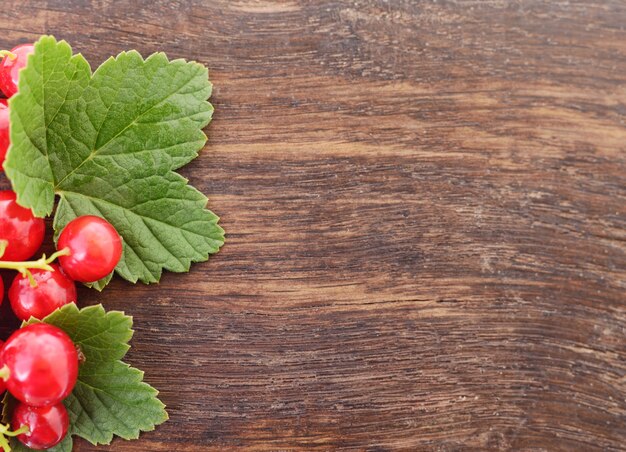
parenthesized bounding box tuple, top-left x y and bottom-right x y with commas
(0, 201, 122, 450)
(0, 45, 124, 450)
(0, 199, 123, 451)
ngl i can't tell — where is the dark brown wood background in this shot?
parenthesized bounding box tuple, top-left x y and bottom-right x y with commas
(1, 0, 625, 450)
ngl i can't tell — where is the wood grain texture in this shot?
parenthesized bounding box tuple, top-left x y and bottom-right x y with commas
(0, 0, 625, 450)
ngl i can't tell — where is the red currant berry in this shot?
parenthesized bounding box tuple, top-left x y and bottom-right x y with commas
(9, 264, 77, 321)
(0, 323, 78, 407)
(12, 402, 69, 450)
(0, 190, 45, 261)
(0, 44, 34, 98)
(57, 215, 122, 283)
(0, 99, 9, 169)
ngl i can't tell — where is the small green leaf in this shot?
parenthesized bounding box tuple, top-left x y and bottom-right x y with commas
(23, 303, 167, 446)
(5, 36, 225, 287)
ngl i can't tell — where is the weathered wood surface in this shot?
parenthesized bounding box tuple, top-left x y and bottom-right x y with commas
(0, 0, 625, 450)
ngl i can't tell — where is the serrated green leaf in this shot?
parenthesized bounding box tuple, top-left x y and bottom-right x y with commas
(23, 303, 167, 446)
(5, 35, 225, 287)
(66, 361, 167, 445)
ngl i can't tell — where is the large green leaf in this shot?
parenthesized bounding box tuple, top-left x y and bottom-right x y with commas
(5, 36, 224, 285)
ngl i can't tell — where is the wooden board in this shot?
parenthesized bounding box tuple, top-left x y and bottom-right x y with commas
(0, 1, 624, 450)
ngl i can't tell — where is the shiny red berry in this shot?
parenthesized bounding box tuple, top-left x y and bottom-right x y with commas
(0, 190, 45, 261)
(58, 215, 123, 283)
(0, 99, 8, 169)
(0, 323, 78, 407)
(12, 402, 69, 450)
(9, 264, 77, 321)
(0, 44, 34, 98)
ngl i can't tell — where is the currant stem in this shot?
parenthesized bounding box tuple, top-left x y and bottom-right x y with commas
(0, 248, 71, 275)
(0, 241, 7, 259)
(0, 423, 28, 452)
(0, 434, 9, 452)
(24, 269, 37, 288)
(1, 425, 28, 438)
(0, 51, 16, 61)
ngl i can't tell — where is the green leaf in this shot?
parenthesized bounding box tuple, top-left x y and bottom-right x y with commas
(23, 303, 168, 446)
(5, 35, 225, 286)
(65, 361, 166, 444)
